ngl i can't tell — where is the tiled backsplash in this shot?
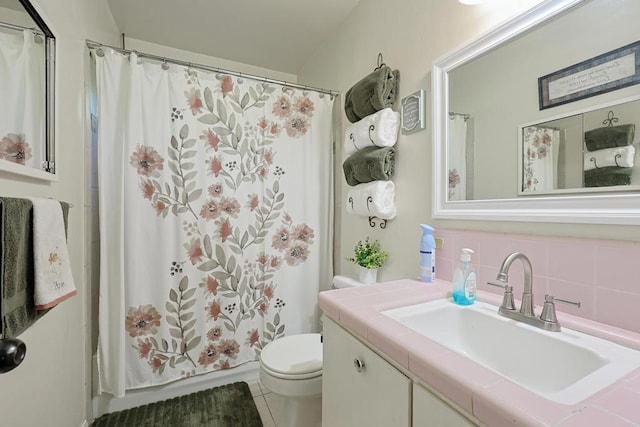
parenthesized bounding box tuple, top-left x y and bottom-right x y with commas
(435, 229, 640, 334)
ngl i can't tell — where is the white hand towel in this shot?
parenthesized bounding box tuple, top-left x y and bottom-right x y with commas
(344, 108, 400, 156)
(346, 180, 396, 220)
(27, 198, 77, 310)
(583, 145, 636, 171)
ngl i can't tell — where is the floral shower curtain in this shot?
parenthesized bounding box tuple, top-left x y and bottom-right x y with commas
(448, 115, 467, 201)
(0, 29, 44, 167)
(522, 126, 560, 193)
(96, 51, 334, 396)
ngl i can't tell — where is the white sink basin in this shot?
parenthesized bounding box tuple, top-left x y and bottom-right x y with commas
(381, 299, 640, 405)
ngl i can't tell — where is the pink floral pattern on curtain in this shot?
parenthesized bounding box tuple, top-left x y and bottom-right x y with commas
(122, 71, 322, 379)
(0, 133, 32, 165)
(522, 126, 558, 193)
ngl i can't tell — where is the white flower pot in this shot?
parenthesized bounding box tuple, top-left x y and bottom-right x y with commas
(358, 266, 378, 284)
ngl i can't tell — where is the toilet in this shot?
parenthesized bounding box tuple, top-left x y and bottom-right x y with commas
(259, 275, 366, 427)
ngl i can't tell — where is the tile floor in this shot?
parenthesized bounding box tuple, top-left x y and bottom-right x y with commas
(248, 379, 285, 427)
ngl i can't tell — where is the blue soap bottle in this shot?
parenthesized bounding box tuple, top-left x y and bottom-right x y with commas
(452, 248, 477, 305)
(419, 224, 436, 283)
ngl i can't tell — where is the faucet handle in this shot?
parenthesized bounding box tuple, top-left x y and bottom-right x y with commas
(486, 282, 516, 311)
(551, 295, 581, 308)
(540, 294, 581, 323)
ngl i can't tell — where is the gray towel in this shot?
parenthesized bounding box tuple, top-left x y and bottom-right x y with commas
(584, 166, 633, 187)
(0, 198, 69, 337)
(584, 124, 635, 151)
(343, 146, 396, 186)
(345, 66, 400, 123)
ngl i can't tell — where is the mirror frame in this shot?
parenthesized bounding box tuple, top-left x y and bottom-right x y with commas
(0, 0, 56, 180)
(432, 0, 640, 225)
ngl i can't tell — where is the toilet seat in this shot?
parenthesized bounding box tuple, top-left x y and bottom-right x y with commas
(260, 333, 323, 380)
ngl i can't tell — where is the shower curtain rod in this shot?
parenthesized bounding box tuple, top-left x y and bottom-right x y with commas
(0, 20, 44, 36)
(86, 40, 339, 98)
(449, 112, 470, 119)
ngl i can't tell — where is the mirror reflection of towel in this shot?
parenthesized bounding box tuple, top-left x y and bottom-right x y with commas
(584, 124, 635, 151)
(584, 166, 633, 187)
(583, 145, 635, 171)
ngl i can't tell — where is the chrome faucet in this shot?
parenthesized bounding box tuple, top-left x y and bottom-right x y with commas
(488, 252, 580, 332)
(497, 252, 535, 317)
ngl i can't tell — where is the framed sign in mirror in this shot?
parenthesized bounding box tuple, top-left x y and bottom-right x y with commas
(538, 40, 640, 110)
(0, 0, 56, 180)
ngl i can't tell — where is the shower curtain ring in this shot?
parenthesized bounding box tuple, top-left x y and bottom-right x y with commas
(161, 59, 170, 70)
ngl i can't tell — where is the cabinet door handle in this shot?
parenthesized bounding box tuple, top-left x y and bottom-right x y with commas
(353, 358, 365, 373)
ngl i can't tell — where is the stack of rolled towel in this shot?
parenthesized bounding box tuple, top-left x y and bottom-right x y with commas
(583, 124, 636, 187)
(342, 73, 400, 220)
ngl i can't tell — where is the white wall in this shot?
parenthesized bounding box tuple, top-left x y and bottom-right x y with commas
(296, 0, 640, 283)
(0, 0, 119, 426)
(124, 38, 298, 83)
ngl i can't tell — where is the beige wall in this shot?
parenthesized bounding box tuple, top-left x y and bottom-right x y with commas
(296, 0, 640, 283)
(0, 0, 119, 426)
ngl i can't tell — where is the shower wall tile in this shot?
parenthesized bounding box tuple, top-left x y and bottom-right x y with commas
(436, 229, 640, 334)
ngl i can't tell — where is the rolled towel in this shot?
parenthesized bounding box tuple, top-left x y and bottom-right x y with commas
(345, 66, 400, 123)
(584, 166, 633, 187)
(346, 180, 396, 220)
(343, 108, 400, 156)
(343, 146, 396, 186)
(583, 145, 635, 171)
(584, 124, 635, 151)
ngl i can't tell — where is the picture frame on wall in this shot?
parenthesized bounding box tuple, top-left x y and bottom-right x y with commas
(538, 40, 640, 110)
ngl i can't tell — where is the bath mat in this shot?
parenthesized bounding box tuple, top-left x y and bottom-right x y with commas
(92, 381, 263, 427)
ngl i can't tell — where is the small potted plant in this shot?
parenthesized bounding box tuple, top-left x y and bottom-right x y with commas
(346, 237, 389, 284)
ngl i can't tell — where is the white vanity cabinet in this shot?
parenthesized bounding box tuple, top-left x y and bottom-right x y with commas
(413, 383, 475, 427)
(322, 316, 477, 427)
(322, 317, 411, 427)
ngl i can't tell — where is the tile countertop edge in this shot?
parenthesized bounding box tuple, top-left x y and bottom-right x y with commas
(318, 278, 640, 427)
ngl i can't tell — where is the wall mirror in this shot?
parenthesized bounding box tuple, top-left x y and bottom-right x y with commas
(432, 0, 640, 225)
(0, 0, 55, 179)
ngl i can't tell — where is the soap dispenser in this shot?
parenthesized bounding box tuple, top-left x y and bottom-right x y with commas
(452, 248, 476, 305)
